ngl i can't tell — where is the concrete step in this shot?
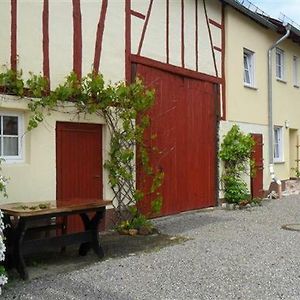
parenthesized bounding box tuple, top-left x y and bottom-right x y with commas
(282, 179, 300, 197)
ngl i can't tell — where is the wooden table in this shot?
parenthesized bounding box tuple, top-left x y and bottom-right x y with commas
(0, 199, 112, 280)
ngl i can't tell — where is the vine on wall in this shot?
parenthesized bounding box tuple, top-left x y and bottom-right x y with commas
(0, 69, 164, 222)
(219, 125, 254, 204)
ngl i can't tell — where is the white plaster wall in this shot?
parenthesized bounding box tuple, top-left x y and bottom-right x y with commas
(131, 0, 150, 55)
(131, 0, 222, 76)
(141, 1, 166, 63)
(184, 1, 196, 71)
(131, 16, 145, 56)
(197, 1, 216, 77)
(18, 1, 43, 80)
(49, 1, 73, 88)
(99, 0, 125, 83)
(168, 1, 182, 66)
(0, 1, 10, 71)
(81, 1, 102, 75)
(0, 95, 113, 206)
(0, 0, 222, 85)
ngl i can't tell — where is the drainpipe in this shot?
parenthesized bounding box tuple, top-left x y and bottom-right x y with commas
(268, 25, 291, 196)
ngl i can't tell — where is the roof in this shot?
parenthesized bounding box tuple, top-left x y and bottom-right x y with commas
(221, 0, 300, 45)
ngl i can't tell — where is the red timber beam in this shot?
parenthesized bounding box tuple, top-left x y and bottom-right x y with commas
(221, 4, 226, 120)
(72, 0, 82, 79)
(131, 10, 145, 20)
(203, 0, 218, 78)
(209, 18, 223, 29)
(181, 0, 185, 68)
(125, 0, 131, 83)
(213, 46, 222, 52)
(93, 0, 108, 74)
(137, 0, 153, 56)
(131, 55, 222, 84)
(11, 0, 17, 71)
(195, 0, 198, 71)
(166, 0, 169, 64)
(43, 0, 50, 87)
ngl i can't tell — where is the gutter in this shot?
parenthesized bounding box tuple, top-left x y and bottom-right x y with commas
(267, 25, 291, 190)
(221, 0, 278, 30)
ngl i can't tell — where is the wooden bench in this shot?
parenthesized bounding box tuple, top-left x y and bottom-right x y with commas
(0, 199, 112, 280)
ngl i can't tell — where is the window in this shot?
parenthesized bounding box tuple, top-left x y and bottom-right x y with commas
(293, 56, 299, 87)
(243, 49, 255, 87)
(276, 48, 284, 80)
(274, 126, 283, 162)
(0, 113, 23, 161)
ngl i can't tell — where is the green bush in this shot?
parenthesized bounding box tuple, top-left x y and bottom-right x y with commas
(219, 125, 254, 204)
(222, 174, 248, 204)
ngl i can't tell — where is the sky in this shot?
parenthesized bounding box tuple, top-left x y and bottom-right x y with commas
(253, 0, 300, 25)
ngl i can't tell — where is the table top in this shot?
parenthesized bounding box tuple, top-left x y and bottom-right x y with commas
(0, 199, 112, 217)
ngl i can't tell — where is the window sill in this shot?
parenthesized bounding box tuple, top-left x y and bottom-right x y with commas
(276, 78, 287, 84)
(244, 84, 258, 90)
(274, 160, 285, 164)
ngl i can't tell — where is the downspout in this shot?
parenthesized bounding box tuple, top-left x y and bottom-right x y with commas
(268, 25, 291, 192)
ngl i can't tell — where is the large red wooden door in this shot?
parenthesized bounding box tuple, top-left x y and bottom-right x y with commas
(136, 64, 217, 216)
(251, 133, 264, 198)
(56, 122, 103, 232)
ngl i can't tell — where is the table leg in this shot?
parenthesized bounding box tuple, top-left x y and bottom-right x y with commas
(78, 210, 104, 258)
(13, 218, 28, 280)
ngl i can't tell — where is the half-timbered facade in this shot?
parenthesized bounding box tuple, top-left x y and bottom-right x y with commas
(0, 0, 224, 216)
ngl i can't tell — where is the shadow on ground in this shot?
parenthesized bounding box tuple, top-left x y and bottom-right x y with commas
(5, 231, 189, 286)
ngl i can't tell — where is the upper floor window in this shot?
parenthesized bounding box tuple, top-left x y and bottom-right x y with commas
(243, 48, 255, 87)
(276, 48, 284, 80)
(0, 112, 24, 162)
(274, 126, 283, 163)
(293, 56, 299, 87)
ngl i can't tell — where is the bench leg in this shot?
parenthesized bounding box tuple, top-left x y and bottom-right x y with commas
(13, 218, 28, 280)
(60, 216, 68, 253)
(78, 210, 104, 258)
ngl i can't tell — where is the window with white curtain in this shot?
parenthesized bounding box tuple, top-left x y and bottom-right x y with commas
(276, 48, 285, 80)
(0, 113, 23, 161)
(293, 56, 299, 87)
(274, 126, 283, 162)
(243, 48, 255, 87)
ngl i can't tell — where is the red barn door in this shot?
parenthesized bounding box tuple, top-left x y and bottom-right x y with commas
(56, 122, 103, 232)
(136, 64, 217, 216)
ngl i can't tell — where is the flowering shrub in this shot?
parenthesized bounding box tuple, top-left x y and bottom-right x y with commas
(0, 210, 7, 293)
(0, 160, 8, 294)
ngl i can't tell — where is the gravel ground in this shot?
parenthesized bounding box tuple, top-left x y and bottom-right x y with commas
(4, 195, 300, 300)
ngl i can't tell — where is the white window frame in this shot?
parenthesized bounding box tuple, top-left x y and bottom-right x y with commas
(293, 55, 299, 87)
(274, 126, 284, 163)
(243, 48, 255, 87)
(0, 112, 24, 163)
(276, 48, 285, 80)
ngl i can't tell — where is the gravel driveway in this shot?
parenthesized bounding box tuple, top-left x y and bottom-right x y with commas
(4, 195, 300, 300)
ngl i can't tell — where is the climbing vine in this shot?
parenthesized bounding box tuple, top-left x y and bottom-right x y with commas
(219, 125, 255, 204)
(0, 68, 164, 222)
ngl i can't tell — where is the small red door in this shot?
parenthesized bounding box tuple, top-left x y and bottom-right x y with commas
(251, 133, 264, 198)
(56, 122, 103, 232)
